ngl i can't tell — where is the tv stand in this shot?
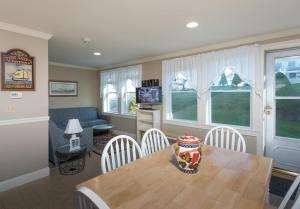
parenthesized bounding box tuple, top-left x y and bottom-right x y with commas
(136, 109, 161, 143)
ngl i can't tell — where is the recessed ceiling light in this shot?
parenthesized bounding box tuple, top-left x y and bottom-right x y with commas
(186, 21, 199, 29)
(93, 52, 101, 56)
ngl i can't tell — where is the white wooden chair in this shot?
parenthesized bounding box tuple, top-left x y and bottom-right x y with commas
(101, 135, 143, 174)
(278, 173, 300, 209)
(77, 186, 110, 209)
(204, 125, 246, 152)
(141, 128, 170, 156)
(265, 173, 300, 209)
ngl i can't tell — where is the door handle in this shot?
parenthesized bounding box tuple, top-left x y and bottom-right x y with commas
(264, 105, 272, 115)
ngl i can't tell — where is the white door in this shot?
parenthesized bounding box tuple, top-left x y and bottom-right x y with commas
(266, 49, 300, 172)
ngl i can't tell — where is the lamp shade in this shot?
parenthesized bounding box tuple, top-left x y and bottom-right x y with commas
(64, 119, 83, 134)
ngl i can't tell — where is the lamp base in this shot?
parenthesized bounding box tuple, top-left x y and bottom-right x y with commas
(69, 134, 80, 152)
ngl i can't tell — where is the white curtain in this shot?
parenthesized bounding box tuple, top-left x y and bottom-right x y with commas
(100, 69, 118, 98)
(118, 64, 142, 92)
(162, 54, 201, 95)
(200, 45, 260, 93)
(100, 64, 142, 97)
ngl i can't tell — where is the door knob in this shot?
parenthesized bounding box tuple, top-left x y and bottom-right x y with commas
(264, 105, 272, 115)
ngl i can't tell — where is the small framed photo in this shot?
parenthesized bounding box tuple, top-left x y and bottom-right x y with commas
(70, 137, 80, 152)
(49, 80, 78, 97)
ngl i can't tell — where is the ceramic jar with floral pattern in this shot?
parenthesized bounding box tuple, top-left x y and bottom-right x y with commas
(174, 134, 202, 174)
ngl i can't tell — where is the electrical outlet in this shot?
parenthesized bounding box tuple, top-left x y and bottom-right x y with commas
(6, 104, 16, 113)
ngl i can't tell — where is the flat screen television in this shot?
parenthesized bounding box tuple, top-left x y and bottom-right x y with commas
(136, 86, 162, 104)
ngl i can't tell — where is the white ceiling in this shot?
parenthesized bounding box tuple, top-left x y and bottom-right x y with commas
(0, 0, 300, 68)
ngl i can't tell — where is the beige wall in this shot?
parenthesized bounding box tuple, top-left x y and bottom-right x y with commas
(0, 29, 49, 181)
(49, 65, 98, 108)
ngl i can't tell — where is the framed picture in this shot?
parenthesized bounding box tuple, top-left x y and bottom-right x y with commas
(49, 80, 78, 97)
(1, 49, 35, 90)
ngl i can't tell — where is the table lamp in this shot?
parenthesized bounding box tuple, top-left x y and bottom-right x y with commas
(65, 119, 83, 151)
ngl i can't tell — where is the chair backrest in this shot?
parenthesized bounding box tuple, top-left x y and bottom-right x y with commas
(77, 186, 110, 209)
(101, 135, 143, 174)
(141, 128, 170, 156)
(279, 173, 300, 209)
(204, 126, 246, 152)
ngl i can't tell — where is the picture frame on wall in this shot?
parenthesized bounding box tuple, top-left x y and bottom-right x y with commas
(49, 80, 78, 97)
(1, 49, 35, 91)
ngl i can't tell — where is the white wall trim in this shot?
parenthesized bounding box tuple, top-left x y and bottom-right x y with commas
(0, 167, 49, 192)
(0, 116, 49, 126)
(49, 62, 98, 71)
(112, 129, 136, 139)
(0, 21, 52, 40)
(99, 27, 300, 70)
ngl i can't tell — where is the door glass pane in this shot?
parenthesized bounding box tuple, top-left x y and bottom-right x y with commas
(211, 92, 250, 126)
(171, 90, 197, 121)
(276, 99, 300, 139)
(275, 56, 300, 96)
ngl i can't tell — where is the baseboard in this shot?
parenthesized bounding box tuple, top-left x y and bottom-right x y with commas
(0, 167, 49, 192)
(112, 129, 136, 139)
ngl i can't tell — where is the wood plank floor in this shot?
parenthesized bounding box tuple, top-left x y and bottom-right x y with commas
(0, 153, 287, 209)
(0, 153, 101, 209)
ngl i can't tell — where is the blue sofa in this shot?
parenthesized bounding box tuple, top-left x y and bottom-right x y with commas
(49, 107, 108, 166)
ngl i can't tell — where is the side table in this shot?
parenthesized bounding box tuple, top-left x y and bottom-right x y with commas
(55, 144, 87, 175)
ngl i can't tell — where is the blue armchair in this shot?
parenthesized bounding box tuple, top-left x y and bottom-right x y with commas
(49, 107, 108, 166)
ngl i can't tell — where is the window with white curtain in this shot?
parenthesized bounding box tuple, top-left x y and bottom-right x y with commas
(162, 44, 260, 127)
(162, 55, 200, 122)
(201, 45, 259, 127)
(210, 67, 251, 126)
(100, 65, 142, 115)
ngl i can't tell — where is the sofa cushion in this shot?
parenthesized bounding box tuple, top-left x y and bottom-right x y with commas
(86, 119, 108, 127)
(79, 107, 98, 121)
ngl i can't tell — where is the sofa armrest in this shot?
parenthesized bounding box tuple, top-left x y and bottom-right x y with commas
(49, 120, 69, 166)
(97, 112, 109, 121)
(80, 127, 94, 152)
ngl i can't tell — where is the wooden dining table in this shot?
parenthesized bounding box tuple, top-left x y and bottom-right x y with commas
(77, 145, 273, 209)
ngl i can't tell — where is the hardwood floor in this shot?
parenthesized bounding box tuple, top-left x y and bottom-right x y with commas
(0, 153, 101, 209)
(0, 152, 287, 209)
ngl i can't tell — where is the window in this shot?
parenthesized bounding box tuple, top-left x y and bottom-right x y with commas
(123, 79, 138, 115)
(162, 45, 259, 130)
(210, 67, 251, 127)
(101, 65, 141, 115)
(162, 55, 200, 122)
(171, 74, 197, 121)
(104, 84, 118, 113)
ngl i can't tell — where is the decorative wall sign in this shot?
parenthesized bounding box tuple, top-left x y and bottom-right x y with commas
(1, 49, 35, 90)
(49, 80, 78, 97)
